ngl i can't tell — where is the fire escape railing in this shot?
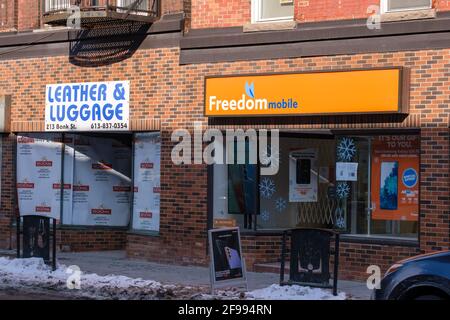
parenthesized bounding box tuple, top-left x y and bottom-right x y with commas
(41, 0, 160, 23)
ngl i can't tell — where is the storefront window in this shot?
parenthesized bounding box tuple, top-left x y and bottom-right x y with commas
(70, 134, 132, 226)
(16, 132, 161, 232)
(213, 139, 257, 229)
(211, 132, 419, 239)
(131, 132, 161, 232)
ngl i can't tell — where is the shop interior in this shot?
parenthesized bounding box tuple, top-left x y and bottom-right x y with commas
(212, 131, 419, 239)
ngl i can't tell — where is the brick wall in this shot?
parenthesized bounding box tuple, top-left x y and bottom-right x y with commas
(190, 0, 450, 29)
(16, 0, 40, 31)
(162, 0, 185, 14)
(191, 0, 251, 29)
(420, 127, 450, 252)
(59, 228, 127, 251)
(0, 43, 449, 279)
(295, 0, 378, 23)
(0, 0, 16, 32)
(0, 134, 16, 249)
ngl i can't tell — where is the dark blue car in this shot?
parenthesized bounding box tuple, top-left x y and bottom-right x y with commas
(374, 251, 450, 300)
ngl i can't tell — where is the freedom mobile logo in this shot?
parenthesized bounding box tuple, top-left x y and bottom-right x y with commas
(36, 201, 51, 213)
(17, 178, 35, 189)
(91, 204, 112, 215)
(36, 157, 53, 167)
(73, 180, 90, 192)
(139, 209, 153, 219)
(208, 82, 299, 113)
(113, 181, 131, 192)
(140, 158, 154, 169)
(52, 181, 72, 190)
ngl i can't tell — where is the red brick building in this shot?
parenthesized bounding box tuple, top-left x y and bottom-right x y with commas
(0, 0, 449, 281)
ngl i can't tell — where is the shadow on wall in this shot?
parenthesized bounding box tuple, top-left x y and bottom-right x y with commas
(69, 22, 150, 67)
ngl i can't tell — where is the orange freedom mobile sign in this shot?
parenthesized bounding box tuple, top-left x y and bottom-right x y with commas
(205, 68, 407, 117)
(371, 135, 419, 222)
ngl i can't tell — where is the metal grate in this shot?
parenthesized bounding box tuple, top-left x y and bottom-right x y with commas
(296, 199, 338, 225)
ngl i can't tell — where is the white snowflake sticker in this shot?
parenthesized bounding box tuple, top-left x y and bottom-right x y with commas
(334, 207, 346, 229)
(275, 197, 287, 212)
(335, 216, 346, 229)
(336, 182, 350, 199)
(337, 137, 357, 161)
(259, 177, 276, 199)
(260, 210, 270, 222)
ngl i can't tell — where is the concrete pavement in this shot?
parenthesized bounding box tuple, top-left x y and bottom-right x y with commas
(0, 250, 372, 299)
(56, 251, 372, 299)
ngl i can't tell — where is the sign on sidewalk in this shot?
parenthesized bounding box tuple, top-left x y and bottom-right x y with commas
(208, 227, 247, 293)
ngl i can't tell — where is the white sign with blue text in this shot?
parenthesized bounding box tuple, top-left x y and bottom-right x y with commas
(45, 81, 130, 131)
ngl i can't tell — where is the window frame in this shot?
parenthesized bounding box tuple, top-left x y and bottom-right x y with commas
(380, 0, 432, 14)
(251, 0, 294, 24)
(208, 130, 420, 242)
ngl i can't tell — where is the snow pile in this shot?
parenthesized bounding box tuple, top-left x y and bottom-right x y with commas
(0, 257, 346, 300)
(246, 284, 346, 300)
(0, 257, 208, 300)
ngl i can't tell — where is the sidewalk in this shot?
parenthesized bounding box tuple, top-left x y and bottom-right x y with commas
(0, 250, 372, 299)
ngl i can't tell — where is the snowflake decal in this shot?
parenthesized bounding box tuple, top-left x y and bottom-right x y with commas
(336, 182, 350, 199)
(337, 137, 357, 161)
(275, 197, 287, 212)
(261, 210, 270, 222)
(334, 207, 346, 229)
(259, 177, 276, 199)
(260, 145, 280, 169)
(335, 216, 346, 229)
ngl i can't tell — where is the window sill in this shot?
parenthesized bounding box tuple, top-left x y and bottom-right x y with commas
(241, 229, 419, 247)
(341, 234, 419, 247)
(241, 229, 284, 236)
(381, 8, 436, 23)
(243, 21, 296, 33)
(58, 225, 128, 231)
(127, 230, 160, 237)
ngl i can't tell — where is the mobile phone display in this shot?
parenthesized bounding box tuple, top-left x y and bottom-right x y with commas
(225, 246, 242, 269)
(296, 159, 311, 184)
(380, 161, 398, 210)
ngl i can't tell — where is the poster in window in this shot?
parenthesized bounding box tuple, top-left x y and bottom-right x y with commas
(289, 148, 318, 202)
(227, 140, 257, 215)
(371, 135, 419, 221)
(17, 133, 73, 220)
(132, 132, 161, 232)
(71, 135, 131, 226)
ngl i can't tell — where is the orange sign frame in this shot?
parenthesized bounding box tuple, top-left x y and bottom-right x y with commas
(205, 67, 409, 117)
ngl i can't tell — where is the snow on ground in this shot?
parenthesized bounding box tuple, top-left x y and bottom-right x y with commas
(0, 257, 346, 300)
(246, 284, 346, 300)
(0, 257, 207, 300)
